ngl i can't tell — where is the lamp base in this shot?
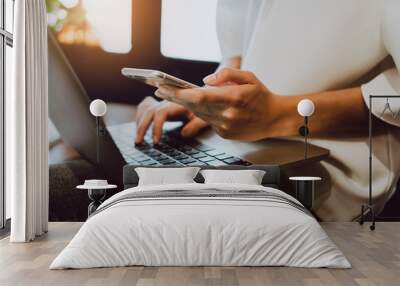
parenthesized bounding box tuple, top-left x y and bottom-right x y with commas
(359, 203, 376, 231)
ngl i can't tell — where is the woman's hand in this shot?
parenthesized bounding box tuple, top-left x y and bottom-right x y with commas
(155, 67, 371, 139)
(135, 97, 209, 144)
(155, 68, 285, 141)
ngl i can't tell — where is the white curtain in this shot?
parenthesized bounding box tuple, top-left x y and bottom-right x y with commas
(7, 0, 49, 242)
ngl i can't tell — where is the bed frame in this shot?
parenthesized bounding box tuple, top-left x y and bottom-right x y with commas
(123, 165, 281, 189)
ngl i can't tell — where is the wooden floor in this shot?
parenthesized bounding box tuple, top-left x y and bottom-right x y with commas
(0, 222, 399, 286)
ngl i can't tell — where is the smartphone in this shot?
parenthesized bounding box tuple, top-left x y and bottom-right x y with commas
(121, 68, 199, 89)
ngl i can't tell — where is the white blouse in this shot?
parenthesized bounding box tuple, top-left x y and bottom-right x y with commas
(216, 0, 400, 221)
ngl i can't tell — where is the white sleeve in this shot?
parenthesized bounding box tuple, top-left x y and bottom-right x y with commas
(216, 0, 249, 60)
(361, 0, 400, 127)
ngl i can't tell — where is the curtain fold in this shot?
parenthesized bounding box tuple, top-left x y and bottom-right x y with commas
(8, 0, 48, 242)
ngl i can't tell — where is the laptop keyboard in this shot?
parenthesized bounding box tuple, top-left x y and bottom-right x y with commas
(108, 122, 252, 167)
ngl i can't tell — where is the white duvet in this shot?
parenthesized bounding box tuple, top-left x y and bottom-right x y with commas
(50, 183, 350, 269)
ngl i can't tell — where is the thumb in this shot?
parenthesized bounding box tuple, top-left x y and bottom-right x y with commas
(181, 117, 209, 138)
(203, 68, 258, 86)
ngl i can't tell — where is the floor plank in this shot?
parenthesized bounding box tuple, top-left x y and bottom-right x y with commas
(0, 222, 399, 286)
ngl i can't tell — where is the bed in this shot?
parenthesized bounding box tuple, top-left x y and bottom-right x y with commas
(50, 165, 350, 269)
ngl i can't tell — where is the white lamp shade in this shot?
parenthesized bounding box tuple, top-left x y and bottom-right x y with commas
(297, 99, 315, 117)
(90, 99, 107, 117)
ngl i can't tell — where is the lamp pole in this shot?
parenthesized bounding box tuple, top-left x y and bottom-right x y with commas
(304, 116, 308, 159)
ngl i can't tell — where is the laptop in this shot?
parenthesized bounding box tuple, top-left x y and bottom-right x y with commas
(48, 31, 329, 186)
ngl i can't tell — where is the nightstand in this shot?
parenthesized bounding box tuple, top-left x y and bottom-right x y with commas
(289, 176, 321, 210)
(77, 180, 117, 217)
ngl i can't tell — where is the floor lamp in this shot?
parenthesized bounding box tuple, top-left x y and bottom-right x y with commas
(359, 94, 400, 231)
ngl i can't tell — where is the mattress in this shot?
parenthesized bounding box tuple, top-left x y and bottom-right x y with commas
(50, 183, 350, 269)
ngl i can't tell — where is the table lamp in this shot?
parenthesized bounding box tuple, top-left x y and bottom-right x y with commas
(89, 99, 107, 164)
(297, 99, 315, 159)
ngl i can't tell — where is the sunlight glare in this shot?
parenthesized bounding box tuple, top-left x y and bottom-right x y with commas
(83, 0, 132, 54)
(161, 0, 221, 62)
(59, 0, 79, 9)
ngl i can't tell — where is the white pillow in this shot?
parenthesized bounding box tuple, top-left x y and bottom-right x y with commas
(200, 169, 266, 185)
(135, 167, 200, 186)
